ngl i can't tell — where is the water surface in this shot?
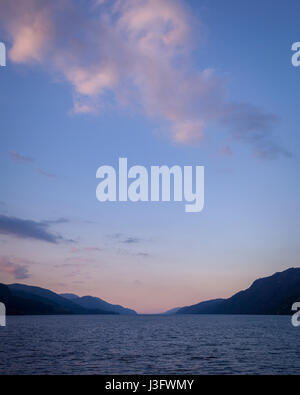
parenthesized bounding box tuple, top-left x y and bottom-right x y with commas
(0, 314, 299, 374)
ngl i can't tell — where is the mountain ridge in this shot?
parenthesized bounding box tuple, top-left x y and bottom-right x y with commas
(174, 268, 300, 315)
(60, 293, 137, 315)
(1, 267, 299, 316)
(0, 283, 137, 315)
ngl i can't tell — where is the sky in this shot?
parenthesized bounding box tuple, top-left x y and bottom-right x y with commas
(0, 0, 299, 313)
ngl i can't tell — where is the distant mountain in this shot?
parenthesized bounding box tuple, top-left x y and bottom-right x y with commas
(162, 307, 182, 315)
(2, 268, 299, 316)
(176, 268, 300, 315)
(176, 299, 225, 315)
(59, 293, 78, 300)
(0, 284, 117, 315)
(60, 293, 137, 315)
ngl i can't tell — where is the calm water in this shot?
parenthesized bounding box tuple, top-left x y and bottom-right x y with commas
(0, 314, 299, 374)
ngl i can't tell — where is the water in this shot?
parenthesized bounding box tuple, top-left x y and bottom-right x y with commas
(0, 314, 299, 374)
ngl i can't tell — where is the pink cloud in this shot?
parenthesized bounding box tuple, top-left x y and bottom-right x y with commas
(65, 66, 118, 96)
(9, 151, 34, 163)
(220, 146, 233, 157)
(3, 1, 53, 63)
(0, 256, 30, 279)
(36, 168, 56, 178)
(0, 0, 288, 158)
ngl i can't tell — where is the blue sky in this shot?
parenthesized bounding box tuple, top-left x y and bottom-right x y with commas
(0, 0, 299, 313)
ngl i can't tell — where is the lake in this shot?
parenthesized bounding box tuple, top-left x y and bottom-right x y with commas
(0, 314, 299, 374)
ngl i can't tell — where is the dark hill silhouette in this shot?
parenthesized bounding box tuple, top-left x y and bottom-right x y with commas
(60, 294, 137, 315)
(1, 268, 299, 316)
(176, 299, 225, 314)
(162, 307, 182, 315)
(0, 284, 117, 315)
(176, 268, 300, 315)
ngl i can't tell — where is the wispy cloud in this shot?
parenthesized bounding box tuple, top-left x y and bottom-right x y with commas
(43, 217, 69, 225)
(62, 256, 95, 265)
(0, 256, 30, 279)
(9, 151, 34, 163)
(220, 146, 233, 157)
(123, 237, 141, 244)
(9, 151, 58, 177)
(108, 233, 143, 244)
(105, 233, 151, 257)
(36, 168, 57, 178)
(114, 248, 151, 259)
(0, 0, 289, 158)
(70, 246, 102, 253)
(0, 215, 73, 244)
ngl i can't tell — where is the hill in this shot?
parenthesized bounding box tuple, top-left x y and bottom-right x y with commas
(176, 268, 300, 315)
(60, 293, 137, 315)
(0, 283, 117, 315)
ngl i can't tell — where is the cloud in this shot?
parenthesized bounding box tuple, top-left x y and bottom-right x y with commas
(123, 237, 141, 244)
(36, 168, 57, 178)
(0, 257, 30, 279)
(4, 1, 52, 63)
(43, 217, 69, 224)
(0, 0, 289, 158)
(108, 233, 143, 244)
(106, 233, 151, 257)
(220, 146, 233, 157)
(9, 151, 58, 177)
(9, 151, 34, 163)
(0, 215, 73, 244)
(64, 256, 95, 264)
(70, 246, 102, 253)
